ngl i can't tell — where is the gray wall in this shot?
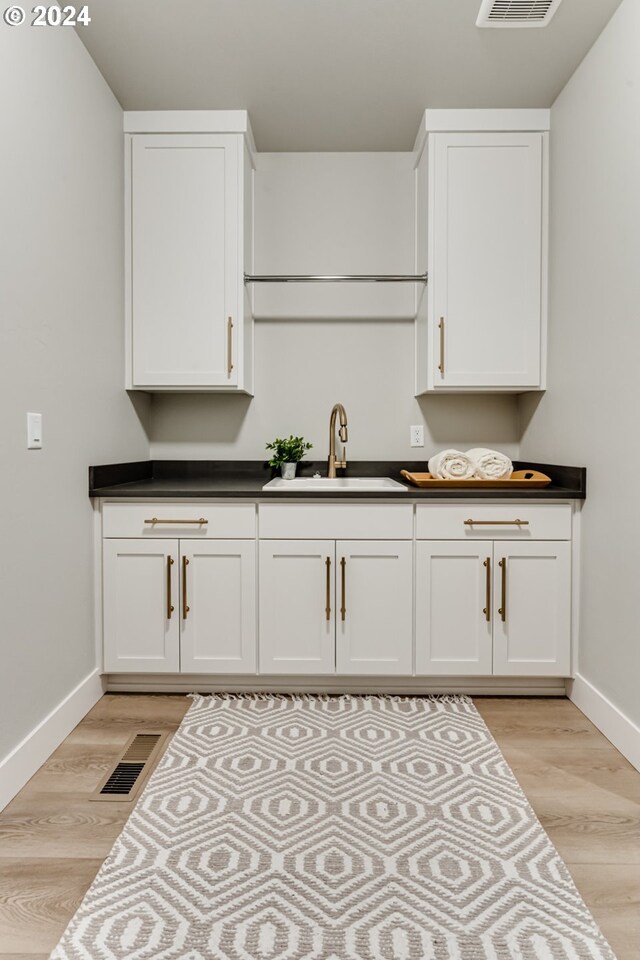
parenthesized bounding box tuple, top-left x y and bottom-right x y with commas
(0, 26, 149, 761)
(150, 320, 520, 461)
(252, 153, 417, 320)
(519, 0, 640, 726)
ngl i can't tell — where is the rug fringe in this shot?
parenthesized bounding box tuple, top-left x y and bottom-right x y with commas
(187, 691, 472, 704)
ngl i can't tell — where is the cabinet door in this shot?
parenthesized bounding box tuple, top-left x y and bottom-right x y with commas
(336, 541, 413, 675)
(131, 133, 239, 388)
(493, 542, 571, 676)
(431, 132, 543, 388)
(259, 541, 335, 675)
(103, 539, 179, 673)
(416, 541, 493, 676)
(180, 541, 256, 674)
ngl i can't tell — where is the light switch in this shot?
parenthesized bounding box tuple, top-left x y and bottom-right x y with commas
(27, 412, 42, 449)
(410, 425, 424, 448)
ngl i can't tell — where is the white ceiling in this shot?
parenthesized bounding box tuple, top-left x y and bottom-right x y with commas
(77, 0, 622, 151)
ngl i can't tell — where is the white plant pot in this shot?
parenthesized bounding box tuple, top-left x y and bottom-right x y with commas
(281, 462, 297, 480)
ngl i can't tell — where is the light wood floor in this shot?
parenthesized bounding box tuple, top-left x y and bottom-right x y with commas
(0, 695, 638, 960)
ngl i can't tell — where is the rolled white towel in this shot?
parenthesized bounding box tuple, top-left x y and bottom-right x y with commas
(428, 449, 476, 481)
(467, 447, 513, 481)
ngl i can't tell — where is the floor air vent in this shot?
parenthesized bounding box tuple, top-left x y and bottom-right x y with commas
(91, 732, 168, 802)
(477, 0, 563, 27)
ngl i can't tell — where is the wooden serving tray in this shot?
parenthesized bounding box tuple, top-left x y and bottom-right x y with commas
(400, 469, 552, 489)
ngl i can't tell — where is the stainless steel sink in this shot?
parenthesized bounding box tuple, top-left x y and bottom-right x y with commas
(262, 476, 407, 492)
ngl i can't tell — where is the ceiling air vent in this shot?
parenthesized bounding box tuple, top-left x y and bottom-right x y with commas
(477, 0, 563, 28)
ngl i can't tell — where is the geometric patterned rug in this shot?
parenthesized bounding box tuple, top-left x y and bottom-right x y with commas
(50, 694, 617, 960)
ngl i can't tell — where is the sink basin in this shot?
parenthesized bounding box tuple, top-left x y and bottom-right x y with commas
(262, 476, 408, 492)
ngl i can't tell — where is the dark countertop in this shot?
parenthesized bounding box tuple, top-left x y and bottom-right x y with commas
(89, 460, 586, 500)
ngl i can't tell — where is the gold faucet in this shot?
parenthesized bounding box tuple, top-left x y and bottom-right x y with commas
(328, 403, 348, 478)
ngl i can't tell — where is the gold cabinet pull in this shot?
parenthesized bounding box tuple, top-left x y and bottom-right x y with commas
(464, 519, 529, 526)
(145, 518, 208, 525)
(483, 557, 491, 622)
(325, 557, 331, 621)
(340, 557, 347, 622)
(227, 316, 234, 377)
(166, 556, 175, 620)
(498, 558, 506, 622)
(438, 317, 445, 377)
(182, 556, 190, 620)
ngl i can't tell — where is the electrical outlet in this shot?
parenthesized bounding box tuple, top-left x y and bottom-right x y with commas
(410, 425, 424, 448)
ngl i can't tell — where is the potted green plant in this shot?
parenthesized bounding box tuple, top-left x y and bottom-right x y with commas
(266, 435, 313, 479)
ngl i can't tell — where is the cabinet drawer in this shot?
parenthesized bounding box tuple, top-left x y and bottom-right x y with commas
(102, 502, 256, 539)
(259, 503, 413, 540)
(416, 503, 571, 541)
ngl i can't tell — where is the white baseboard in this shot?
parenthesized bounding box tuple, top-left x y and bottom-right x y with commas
(106, 673, 567, 697)
(568, 673, 640, 772)
(0, 668, 105, 812)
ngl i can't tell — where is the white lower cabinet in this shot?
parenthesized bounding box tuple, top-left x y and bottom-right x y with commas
(336, 541, 413, 675)
(103, 537, 256, 674)
(415, 541, 493, 676)
(103, 539, 180, 673)
(492, 541, 571, 676)
(101, 501, 574, 682)
(180, 540, 256, 674)
(416, 540, 571, 677)
(259, 539, 413, 676)
(259, 541, 336, 674)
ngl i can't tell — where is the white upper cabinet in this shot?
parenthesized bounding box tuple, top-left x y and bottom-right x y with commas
(125, 113, 254, 393)
(415, 112, 549, 393)
(431, 132, 543, 388)
(130, 134, 238, 388)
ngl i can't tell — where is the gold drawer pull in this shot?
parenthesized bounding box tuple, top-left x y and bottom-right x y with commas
(145, 518, 208, 525)
(166, 556, 174, 620)
(483, 557, 490, 622)
(464, 519, 529, 526)
(325, 557, 331, 621)
(498, 558, 506, 622)
(340, 557, 347, 622)
(438, 317, 445, 377)
(228, 316, 234, 377)
(182, 556, 190, 619)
